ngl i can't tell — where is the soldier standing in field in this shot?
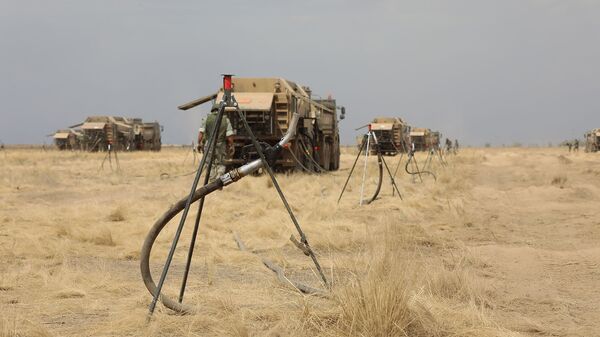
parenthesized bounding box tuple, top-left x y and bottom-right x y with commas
(197, 107, 235, 181)
(445, 138, 452, 155)
(573, 139, 579, 152)
(454, 139, 459, 154)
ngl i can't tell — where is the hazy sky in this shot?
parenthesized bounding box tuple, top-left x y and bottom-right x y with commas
(1, 0, 599, 146)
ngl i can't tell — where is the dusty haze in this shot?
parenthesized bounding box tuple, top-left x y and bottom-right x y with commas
(1, 0, 599, 146)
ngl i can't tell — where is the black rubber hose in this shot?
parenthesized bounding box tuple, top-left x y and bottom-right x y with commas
(140, 179, 223, 314)
(364, 151, 384, 205)
(405, 154, 437, 181)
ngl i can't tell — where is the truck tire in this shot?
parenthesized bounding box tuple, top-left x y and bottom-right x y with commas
(331, 139, 340, 171)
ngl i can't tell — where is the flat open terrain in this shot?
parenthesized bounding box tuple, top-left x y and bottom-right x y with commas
(1, 147, 598, 336)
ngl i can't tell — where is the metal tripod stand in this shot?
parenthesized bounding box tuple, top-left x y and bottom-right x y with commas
(99, 144, 120, 172)
(338, 127, 402, 205)
(143, 75, 328, 319)
(422, 145, 447, 171)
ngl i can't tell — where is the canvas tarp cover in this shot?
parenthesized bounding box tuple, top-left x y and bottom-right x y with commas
(371, 123, 394, 131)
(81, 122, 107, 130)
(53, 132, 70, 139)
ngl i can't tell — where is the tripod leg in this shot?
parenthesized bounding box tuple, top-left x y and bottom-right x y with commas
(338, 135, 367, 203)
(108, 148, 113, 171)
(390, 141, 404, 176)
(177, 114, 226, 303)
(438, 149, 447, 167)
(178, 136, 222, 303)
(100, 151, 109, 170)
(114, 150, 121, 171)
(234, 106, 329, 288)
(391, 152, 404, 197)
(412, 153, 424, 183)
(147, 101, 226, 318)
(380, 154, 403, 200)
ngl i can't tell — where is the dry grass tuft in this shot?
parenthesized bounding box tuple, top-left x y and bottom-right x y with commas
(331, 247, 506, 337)
(0, 316, 54, 337)
(335, 259, 425, 336)
(108, 206, 127, 222)
(55, 289, 86, 299)
(56, 224, 116, 246)
(557, 155, 572, 165)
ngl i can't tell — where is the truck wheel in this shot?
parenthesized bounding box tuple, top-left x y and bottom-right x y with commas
(331, 140, 340, 170)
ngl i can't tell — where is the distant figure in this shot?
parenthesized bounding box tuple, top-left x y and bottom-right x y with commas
(573, 139, 579, 152)
(566, 142, 572, 152)
(454, 139, 459, 153)
(198, 107, 235, 181)
(445, 138, 452, 154)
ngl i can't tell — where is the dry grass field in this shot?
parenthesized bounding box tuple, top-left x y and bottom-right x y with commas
(1, 146, 599, 336)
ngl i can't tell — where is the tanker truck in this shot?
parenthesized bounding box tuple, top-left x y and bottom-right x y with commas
(369, 117, 410, 155)
(179, 77, 346, 172)
(409, 127, 431, 152)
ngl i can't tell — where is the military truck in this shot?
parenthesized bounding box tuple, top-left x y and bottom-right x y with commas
(133, 121, 162, 151)
(179, 77, 345, 171)
(428, 131, 442, 150)
(409, 127, 431, 151)
(65, 116, 162, 152)
(76, 116, 133, 151)
(584, 128, 600, 152)
(52, 129, 82, 150)
(369, 117, 410, 155)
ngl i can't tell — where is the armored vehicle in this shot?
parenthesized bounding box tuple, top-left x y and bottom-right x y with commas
(52, 129, 82, 150)
(409, 127, 431, 151)
(179, 77, 345, 171)
(369, 117, 410, 155)
(584, 129, 600, 152)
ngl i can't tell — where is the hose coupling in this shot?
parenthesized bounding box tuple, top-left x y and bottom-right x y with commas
(220, 169, 242, 186)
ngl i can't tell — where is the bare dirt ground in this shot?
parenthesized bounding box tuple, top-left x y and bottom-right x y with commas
(0, 147, 598, 336)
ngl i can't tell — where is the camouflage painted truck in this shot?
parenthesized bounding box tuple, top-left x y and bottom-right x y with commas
(132, 119, 162, 151)
(368, 117, 410, 155)
(409, 127, 431, 151)
(179, 77, 346, 172)
(76, 116, 134, 151)
(67, 116, 162, 151)
(52, 129, 82, 150)
(584, 128, 600, 152)
(428, 131, 442, 151)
